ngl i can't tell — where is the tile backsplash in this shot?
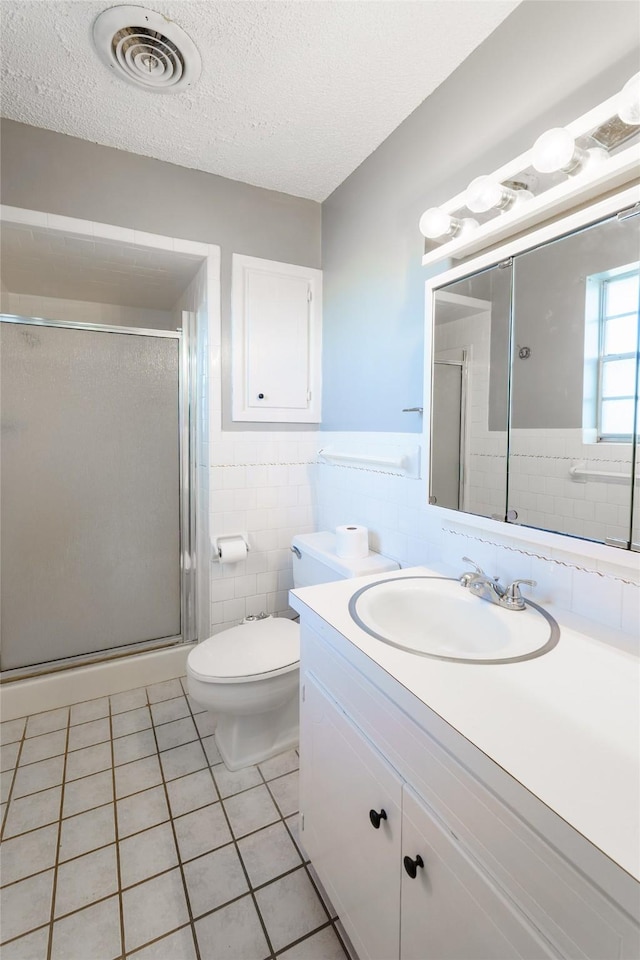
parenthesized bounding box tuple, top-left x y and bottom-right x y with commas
(311, 431, 640, 642)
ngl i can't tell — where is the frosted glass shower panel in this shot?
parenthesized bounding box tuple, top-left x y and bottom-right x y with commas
(0, 321, 181, 670)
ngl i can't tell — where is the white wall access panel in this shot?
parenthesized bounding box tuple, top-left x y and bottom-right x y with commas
(232, 254, 322, 422)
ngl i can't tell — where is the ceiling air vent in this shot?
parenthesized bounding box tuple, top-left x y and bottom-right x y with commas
(93, 5, 201, 93)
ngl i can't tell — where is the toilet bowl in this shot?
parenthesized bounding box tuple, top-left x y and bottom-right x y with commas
(187, 531, 400, 770)
(187, 616, 299, 771)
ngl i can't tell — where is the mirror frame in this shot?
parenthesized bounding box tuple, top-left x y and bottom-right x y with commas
(423, 182, 640, 561)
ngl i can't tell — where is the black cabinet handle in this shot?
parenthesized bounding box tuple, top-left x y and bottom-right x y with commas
(369, 809, 387, 829)
(403, 854, 424, 879)
(257, 393, 265, 399)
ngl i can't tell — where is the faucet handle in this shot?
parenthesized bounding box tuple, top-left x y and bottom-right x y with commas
(503, 579, 537, 609)
(460, 557, 486, 587)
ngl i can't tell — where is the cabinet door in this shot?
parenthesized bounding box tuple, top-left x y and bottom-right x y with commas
(300, 674, 403, 960)
(231, 254, 322, 422)
(400, 786, 556, 960)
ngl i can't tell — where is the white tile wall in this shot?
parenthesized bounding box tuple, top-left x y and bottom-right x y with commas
(509, 428, 633, 543)
(312, 430, 640, 643)
(207, 435, 318, 631)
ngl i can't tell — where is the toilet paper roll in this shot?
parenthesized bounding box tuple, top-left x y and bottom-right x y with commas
(218, 537, 248, 563)
(335, 525, 369, 559)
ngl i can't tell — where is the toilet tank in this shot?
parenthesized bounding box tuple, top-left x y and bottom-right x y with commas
(291, 531, 399, 587)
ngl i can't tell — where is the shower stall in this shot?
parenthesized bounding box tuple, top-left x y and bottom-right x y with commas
(430, 356, 467, 511)
(0, 313, 197, 678)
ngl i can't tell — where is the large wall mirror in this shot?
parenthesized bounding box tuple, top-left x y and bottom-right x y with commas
(429, 192, 640, 551)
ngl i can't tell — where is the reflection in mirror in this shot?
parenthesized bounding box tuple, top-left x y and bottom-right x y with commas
(509, 212, 639, 545)
(634, 379, 640, 551)
(430, 263, 511, 519)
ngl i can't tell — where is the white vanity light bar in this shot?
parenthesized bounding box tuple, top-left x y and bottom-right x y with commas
(420, 80, 640, 267)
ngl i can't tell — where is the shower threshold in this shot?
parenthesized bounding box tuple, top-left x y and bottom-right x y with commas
(0, 634, 184, 684)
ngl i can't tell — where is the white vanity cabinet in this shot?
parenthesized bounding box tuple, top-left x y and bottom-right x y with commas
(297, 612, 640, 960)
(301, 674, 402, 960)
(302, 671, 553, 960)
(399, 786, 553, 960)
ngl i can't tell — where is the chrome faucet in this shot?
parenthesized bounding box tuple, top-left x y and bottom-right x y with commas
(500, 579, 538, 610)
(459, 557, 491, 588)
(459, 557, 536, 611)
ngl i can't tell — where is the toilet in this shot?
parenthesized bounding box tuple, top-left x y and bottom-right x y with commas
(186, 531, 399, 770)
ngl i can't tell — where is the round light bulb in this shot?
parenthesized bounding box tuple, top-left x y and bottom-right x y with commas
(531, 128, 584, 174)
(465, 175, 525, 213)
(419, 208, 457, 240)
(617, 72, 640, 125)
(419, 208, 478, 241)
(466, 176, 504, 213)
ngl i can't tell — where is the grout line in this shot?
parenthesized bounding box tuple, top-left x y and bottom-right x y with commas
(123, 921, 195, 959)
(147, 687, 203, 960)
(256, 765, 333, 957)
(0, 838, 113, 891)
(46, 708, 72, 960)
(0, 921, 51, 952)
(1, 685, 345, 960)
(258, 760, 350, 959)
(0, 723, 26, 841)
(1, 808, 63, 844)
(108, 696, 126, 960)
(187, 700, 275, 960)
(271, 919, 336, 958)
(48, 889, 122, 926)
(183, 691, 279, 960)
(333, 918, 359, 960)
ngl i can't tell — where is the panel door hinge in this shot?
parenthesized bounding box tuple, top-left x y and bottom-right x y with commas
(498, 258, 513, 269)
(617, 202, 640, 222)
(306, 390, 312, 402)
(605, 537, 630, 549)
(307, 287, 313, 302)
(301, 684, 306, 702)
(301, 813, 305, 831)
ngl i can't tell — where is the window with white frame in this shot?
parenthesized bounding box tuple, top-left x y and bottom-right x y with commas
(595, 265, 639, 442)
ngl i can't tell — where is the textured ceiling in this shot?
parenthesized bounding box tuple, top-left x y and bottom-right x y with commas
(1, 223, 203, 308)
(0, 1, 519, 201)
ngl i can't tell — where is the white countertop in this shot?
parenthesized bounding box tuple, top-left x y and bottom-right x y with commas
(291, 565, 640, 883)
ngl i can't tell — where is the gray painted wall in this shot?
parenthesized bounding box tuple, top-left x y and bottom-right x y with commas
(0, 120, 321, 431)
(320, 0, 640, 432)
(512, 211, 639, 429)
(2, 2, 638, 437)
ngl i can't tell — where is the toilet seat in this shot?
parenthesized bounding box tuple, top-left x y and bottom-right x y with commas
(188, 618, 299, 684)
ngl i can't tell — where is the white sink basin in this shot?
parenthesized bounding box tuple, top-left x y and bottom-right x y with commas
(348, 576, 559, 664)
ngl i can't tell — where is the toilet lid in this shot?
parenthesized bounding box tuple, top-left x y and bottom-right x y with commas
(188, 618, 300, 683)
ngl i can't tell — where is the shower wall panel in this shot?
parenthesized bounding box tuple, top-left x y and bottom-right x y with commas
(0, 320, 181, 670)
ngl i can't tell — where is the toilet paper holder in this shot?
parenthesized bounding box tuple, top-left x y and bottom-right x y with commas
(213, 533, 250, 562)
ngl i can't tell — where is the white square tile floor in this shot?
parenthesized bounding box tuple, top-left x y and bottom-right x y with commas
(0, 678, 353, 960)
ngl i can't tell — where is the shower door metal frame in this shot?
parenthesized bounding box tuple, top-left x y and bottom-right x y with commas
(0, 313, 197, 680)
(431, 354, 468, 511)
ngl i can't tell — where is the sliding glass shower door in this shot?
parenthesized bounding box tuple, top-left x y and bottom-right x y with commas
(0, 316, 193, 673)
